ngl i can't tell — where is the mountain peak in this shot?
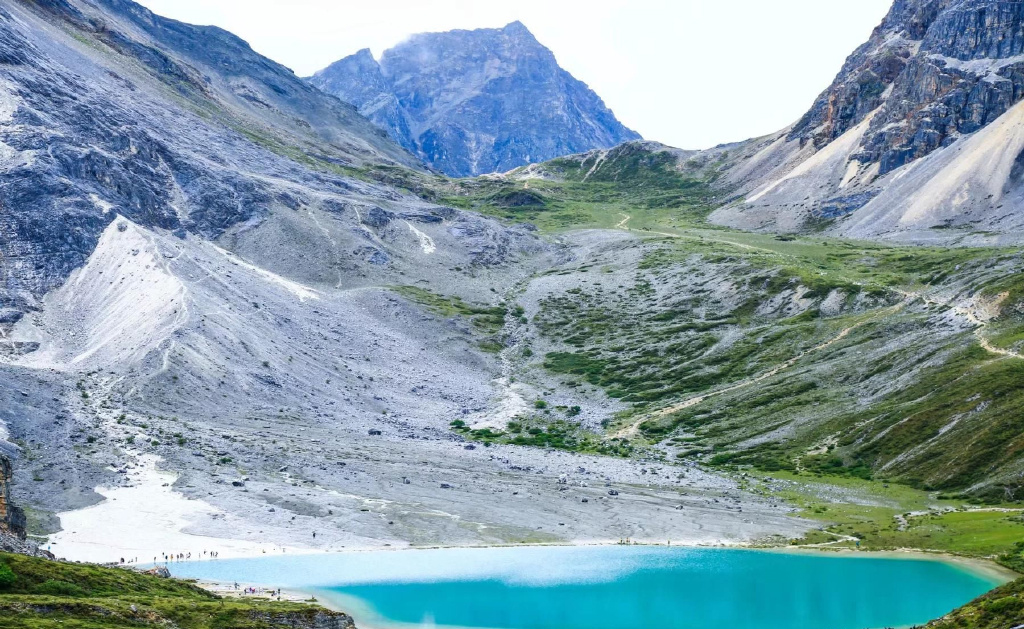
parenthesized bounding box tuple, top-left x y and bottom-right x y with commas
(501, 20, 534, 37)
(310, 22, 639, 176)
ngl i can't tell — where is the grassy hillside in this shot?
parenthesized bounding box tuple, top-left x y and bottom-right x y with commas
(0, 552, 350, 629)
(513, 228, 1023, 499)
(382, 142, 1024, 506)
(926, 576, 1024, 628)
(432, 143, 724, 232)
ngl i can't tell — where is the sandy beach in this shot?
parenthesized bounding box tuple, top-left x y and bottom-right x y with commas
(46, 453, 311, 564)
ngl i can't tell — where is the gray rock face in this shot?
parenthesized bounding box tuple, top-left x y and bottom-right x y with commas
(0, 452, 48, 556)
(308, 49, 415, 154)
(710, 0, 1024, 242)
(309, 22, 641, 177)
(792, 0, 1024, 176)
(0, 0, 458, 328)
(0, 454, 25, 541)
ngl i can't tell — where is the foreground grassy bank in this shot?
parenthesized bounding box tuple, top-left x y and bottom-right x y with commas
(0, 552, 351, 629)
(926, 576, 1024, 628)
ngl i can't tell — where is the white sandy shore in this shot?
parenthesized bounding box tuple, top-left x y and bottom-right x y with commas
(46, 454, 310, 564)
(42, 452, 768, 565)
(47, 456, 1020, 585)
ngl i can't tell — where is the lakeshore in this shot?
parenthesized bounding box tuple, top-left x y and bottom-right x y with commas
(165, 544, 1011, 629)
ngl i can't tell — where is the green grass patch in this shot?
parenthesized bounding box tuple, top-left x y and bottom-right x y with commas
(0, 552, 347, 629)
(392, 286, 508, 352)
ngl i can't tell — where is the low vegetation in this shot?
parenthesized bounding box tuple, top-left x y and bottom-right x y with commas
(925, 577, 1024, 628)
(436, 144, 722, 232)
(0, 552, 345, 629)
(392, 285, 508, 352)
(449, 419, 637, 457)
(515, 219, 1024, 503)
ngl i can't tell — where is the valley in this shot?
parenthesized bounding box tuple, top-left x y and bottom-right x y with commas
(1, 0, 1024, 627)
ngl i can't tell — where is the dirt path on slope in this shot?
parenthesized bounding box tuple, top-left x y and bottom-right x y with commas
(611, 303, 907, 440)
(615, 214, 792, 255)
(913, 290, 1022, 360)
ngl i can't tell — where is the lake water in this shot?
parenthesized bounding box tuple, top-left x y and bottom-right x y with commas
(167, 545, 1003, 629)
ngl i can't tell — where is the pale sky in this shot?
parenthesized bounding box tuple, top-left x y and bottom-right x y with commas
(136, 0, 893, 149)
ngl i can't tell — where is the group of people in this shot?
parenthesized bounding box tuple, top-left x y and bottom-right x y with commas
(234, 583, 282, 599)
(159, 550, 220, 562)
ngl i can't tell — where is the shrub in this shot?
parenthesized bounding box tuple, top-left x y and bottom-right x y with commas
(34, 579, 87, 597)
(0, 562, 15, 589)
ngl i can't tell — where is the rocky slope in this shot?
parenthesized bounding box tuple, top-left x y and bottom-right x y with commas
(0, 0, 426, 329)
(309, 22, 641, 177)
(0, 0, 802, 562)
(443, 141, 1024, 503)
(708, 0, 1024, 244)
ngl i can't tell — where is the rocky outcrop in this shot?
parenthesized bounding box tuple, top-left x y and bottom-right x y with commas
(712, 0, 1024, 242)
(0, 454, 26, 542)
(791, 0, 1024, 175)
(249, 610, 355, 629)
(309, 49, 415, 154)
(0, 453, 44, 557)
(309, 22, 641, 177)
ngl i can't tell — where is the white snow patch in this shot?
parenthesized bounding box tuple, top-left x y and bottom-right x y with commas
(404, 220, 436, 254)
(90, 193, 115, 214)
(0, 80, 17, 123)
(928, 53, 1024, 82)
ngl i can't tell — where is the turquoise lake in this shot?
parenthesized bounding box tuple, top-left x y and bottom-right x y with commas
(167, 546, 1003, 629)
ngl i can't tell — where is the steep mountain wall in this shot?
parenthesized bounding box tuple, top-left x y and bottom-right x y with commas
(711, 0, 1024, 244)
(309, 22, 641, 177)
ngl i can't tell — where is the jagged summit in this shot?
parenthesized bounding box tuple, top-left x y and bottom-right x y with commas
(309, 21, 640, 177)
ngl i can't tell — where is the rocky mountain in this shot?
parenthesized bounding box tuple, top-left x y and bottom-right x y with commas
(0, 0, 796, 563)
(709, 0, 1024, 244)
(309, 22, 641, 177)
(3, 3, 1024, 609)
(308, 48, 415, 155)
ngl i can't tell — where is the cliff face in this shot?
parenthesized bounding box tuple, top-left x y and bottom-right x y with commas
(713, 0, 1024, 243)
(0, 454, 32, 554)
(308, 48, 415, 154)
(0, 455, 25, 540)
(309, 22, 641, 177)
(793, 0, 1024, 175)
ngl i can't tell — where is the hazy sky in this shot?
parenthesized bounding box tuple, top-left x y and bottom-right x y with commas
(136, 0, 892, 149)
